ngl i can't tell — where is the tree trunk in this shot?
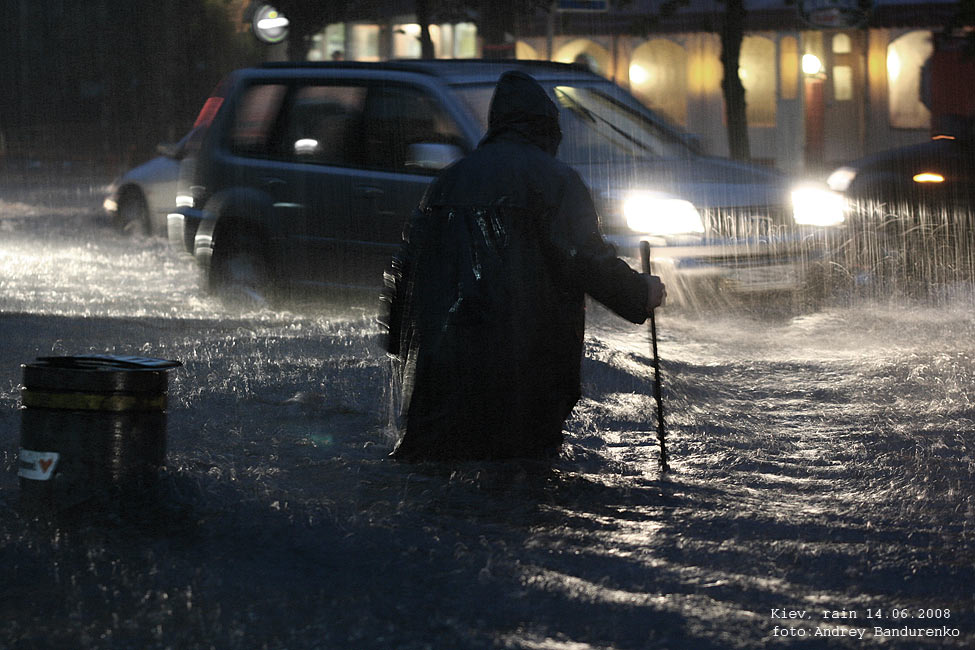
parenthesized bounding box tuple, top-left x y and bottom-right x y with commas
(286, 29, 311, 61)
(416, 0, 436, 58)
(480, 1, 515, 59)
(720, 0, 750, 161)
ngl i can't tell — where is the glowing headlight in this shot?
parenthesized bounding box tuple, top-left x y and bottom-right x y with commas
(791, 186, 846, 227)
(826, 166, 857, 192)
(623, 192, 704, 235)
(175, 194, 195, 208)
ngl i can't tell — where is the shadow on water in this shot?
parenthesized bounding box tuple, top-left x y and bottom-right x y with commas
(1, 453, 731, 650)
(3, 197, 975, 647)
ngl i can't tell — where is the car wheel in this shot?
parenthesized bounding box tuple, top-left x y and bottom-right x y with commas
(117, 189, 151, 236)
(208, 231, 273, 308)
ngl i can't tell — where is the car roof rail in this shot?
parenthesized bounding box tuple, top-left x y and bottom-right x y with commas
(258, 59, 590, 77)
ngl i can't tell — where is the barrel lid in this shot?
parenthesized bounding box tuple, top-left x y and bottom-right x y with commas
(33, 355, 183, 370)
(23, 355, 181, 393)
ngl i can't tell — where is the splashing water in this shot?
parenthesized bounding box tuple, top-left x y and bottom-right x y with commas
(0, 180, 972, 648)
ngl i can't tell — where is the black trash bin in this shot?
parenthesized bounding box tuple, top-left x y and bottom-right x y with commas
(18, 355, 181, 512)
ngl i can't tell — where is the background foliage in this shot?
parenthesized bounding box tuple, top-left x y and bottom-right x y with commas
(0, 0, 261, 171)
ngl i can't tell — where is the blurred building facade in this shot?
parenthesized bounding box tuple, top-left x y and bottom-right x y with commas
(305, 0, 963, 174)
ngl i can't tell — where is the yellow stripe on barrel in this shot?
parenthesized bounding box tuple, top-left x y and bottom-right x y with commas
(21, 389, 167, 412)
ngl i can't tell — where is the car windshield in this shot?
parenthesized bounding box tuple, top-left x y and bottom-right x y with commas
(451, 82, 695, 164)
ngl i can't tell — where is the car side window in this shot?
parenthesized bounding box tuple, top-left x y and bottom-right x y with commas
(229, 83, 287, 155)
(357, 84, 464, 173)
(278, 84, 367, 165)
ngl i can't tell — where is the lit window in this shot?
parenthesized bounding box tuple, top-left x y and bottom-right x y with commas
(516, 40, 539, 60)
(832, 34, 852, 54)
(430, 24, 446, 58)
(833, 65, 853, 101)
(629, 39, 688, 125)
(393, 23, 422, 59)
(888, 31, 933, 129)
(454, 23, 478, 58)
(308, 33, 325, 61)
(741, 36, 776, 127)
(322, 24, 346, 61)
(780, 36, 799, 100)
(555, 39, 611, 77)
(351, 24, 380, 62)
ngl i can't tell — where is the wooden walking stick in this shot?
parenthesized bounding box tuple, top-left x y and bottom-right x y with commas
(640, 240, 669, 473)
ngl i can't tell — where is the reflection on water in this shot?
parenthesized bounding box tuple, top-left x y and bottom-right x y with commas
(0, 186, 972, 648)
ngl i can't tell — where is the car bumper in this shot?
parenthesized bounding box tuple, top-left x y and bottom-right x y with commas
(607, 232, 825, 293)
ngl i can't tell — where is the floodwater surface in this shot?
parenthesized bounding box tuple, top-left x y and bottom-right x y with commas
(0, 178, 972, 649)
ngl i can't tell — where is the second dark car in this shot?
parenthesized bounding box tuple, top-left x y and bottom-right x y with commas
(104, 128, 204, 236)
(826, 128, 975, 290)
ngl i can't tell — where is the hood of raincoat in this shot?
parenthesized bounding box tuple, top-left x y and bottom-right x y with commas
(480, 70, 562, 156)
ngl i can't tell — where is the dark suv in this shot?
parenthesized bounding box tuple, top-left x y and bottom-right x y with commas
(168, 60, 844, 305)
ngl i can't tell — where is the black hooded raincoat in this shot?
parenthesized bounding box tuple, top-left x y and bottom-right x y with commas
(382, 71, 651, 461)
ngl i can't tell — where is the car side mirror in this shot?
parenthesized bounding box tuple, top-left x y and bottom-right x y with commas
(406, 143, 463, 171)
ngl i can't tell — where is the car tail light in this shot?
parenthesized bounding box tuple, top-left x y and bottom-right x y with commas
(193, 96, 224, 128)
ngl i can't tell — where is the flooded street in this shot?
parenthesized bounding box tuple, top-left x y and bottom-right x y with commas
(1, 177, 973, 649)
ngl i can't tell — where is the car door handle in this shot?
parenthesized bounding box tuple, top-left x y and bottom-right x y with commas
(356, 186, 384, 198)
(261, 176, 286, 189)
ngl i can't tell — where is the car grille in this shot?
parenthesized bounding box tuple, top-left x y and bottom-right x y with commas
(702, 205, 792, 241)
(677, 205, 805, 270)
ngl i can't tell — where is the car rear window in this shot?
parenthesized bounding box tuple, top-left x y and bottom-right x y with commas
(229, 83, 287, 155)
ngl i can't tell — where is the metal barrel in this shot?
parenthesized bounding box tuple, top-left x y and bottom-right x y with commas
(18, 355, 181, 512)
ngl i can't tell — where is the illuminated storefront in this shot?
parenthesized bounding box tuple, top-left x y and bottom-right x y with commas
(306, 0, 960, 171)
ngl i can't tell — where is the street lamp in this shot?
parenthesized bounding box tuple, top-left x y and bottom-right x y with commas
(802, 53, 824, 76)
(252, 4, 289, 44)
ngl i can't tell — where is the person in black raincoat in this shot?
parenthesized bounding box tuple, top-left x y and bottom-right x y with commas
(381, 70, 665, 462)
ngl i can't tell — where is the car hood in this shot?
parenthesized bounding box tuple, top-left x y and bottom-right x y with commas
(571, 155, 792, 212)
(845, 138, 974, 173)
(837, 138, 975, 197)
